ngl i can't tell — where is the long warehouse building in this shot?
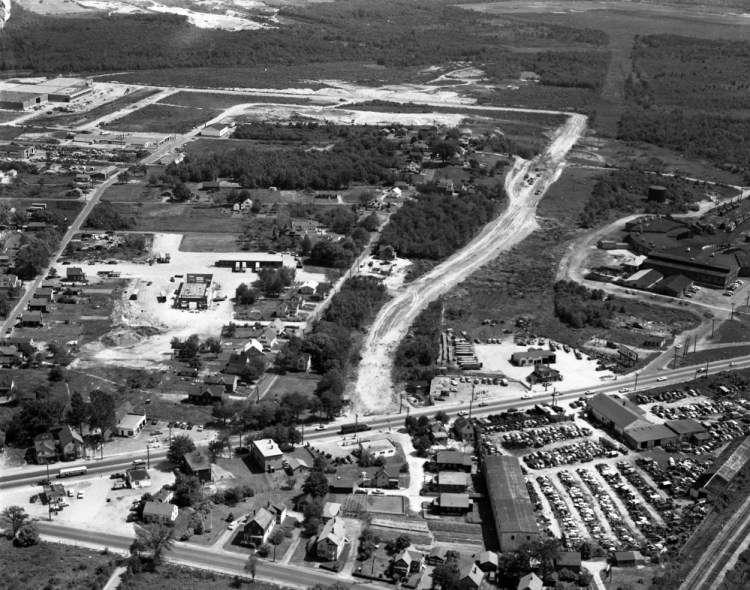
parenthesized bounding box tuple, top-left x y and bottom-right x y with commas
(484, 455, 539, 552)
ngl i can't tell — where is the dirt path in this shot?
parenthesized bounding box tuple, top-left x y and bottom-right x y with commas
(352, 113, 587, 413)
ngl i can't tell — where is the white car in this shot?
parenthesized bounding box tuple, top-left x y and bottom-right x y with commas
(729, 362, 737, 367)
(315, 424, 326, 431)
(521, 394, 532, 400)
(656, 377, 667, 382)
(618, 387, 630, 393)
(457, 410, 468, 417)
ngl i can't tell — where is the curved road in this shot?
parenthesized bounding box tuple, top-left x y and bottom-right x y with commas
(354, 113, 588, 413)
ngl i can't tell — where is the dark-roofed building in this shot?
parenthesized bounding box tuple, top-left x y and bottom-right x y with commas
(691, 436, 750, 500)
(243, 507, 275, 547)
(34, 432, 57, 464)
(587, 393, 647, 435)
(655, 274, 694, 298)
(435, 450, 472, 472)
(427, 546, 450, 565)
(58, 424, 84, 460)
(528, 365, 562, 386)
(556, 552, 582, 573)
(484, 455, 539, 552)
(665, 418, 706, 442)
(205, 373, 238, 393)
(510, 348, 556, 367)
(20, 311, 43, 327)
(183, 450, 212, 482)
(613, 551, 645, 566)
(126, 467, 152, 489)
(434, 493, 472, 514)
(642, 251, 739, 288)
(624, 423, 678, 450)
(66, 267, 86, 282)
(188, 385, 225, 405)
(329, 477, 357, 494)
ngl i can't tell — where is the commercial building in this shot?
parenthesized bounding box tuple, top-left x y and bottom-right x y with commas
(11, 77, 92, 102)
(655, 274, 694, 298)
(0, 143, 35, 158)
(115, 413, 146, 437)
(216, 254, 285, 272)
(665, 419, 706, 442)
(642, 251, 739, 289)
(623, 424, 678, 450)
(511, 348, 556, 367)
(484, 455, 539, 552)
(201, 123, 231, 137)
(359, 438, 396, 458)
(528, 365, 562, 385)
(437, 471, 468, 493)
(176, 273, 213, 309)
(434, 493, 472, 514)
(251, 438, 284, 472)
(0, 89, 47, 110)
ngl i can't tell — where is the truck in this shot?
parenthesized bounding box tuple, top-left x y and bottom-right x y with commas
(339, 423, 371, 435)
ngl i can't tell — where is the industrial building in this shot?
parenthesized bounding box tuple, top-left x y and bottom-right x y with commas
(0, 77, 92, 110)
(510, 348, 556, 367)
(691, 436, 750, 499)
(0, 143, 35, 159)
(642, 251, 739, 289)
(216, 254, 285, 272)
(176, 273, 213, 309)
(0, 90, 47, 110)
(484, 455, 539, 552)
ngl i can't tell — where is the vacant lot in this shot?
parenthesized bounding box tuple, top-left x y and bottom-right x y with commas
(679, 345, 750, 368)
(105, 202, 247, 233)
(34, 87, 160, 128)
(108, 105, 216, 134)
(120, 564, 291, 590)
(0, 538, 117, 590)
(100, 181, 163, 204)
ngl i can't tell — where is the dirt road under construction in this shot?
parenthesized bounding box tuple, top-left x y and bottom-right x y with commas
(353, 112, 588, 413)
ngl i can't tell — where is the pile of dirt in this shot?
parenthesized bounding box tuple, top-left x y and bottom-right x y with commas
(100, 325, 163, 348)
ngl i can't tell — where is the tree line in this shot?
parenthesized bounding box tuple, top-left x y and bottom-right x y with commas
(394, 299, 442, 384)
(553, 281, 614, 330)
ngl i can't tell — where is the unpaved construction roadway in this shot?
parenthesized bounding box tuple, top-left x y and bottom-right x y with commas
(353, 113, 588, 413)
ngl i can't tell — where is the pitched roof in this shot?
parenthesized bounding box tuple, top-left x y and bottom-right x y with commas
(588, 393, 645, 429)
(665, 418, 705, 435)
(517, 572, 543, 590)
(205, 374, 237, 386)
(625, 423, 677, 442)
(484, 455, 538, 537)
(478, 551, 498, 566)
(143, 501, 176, 518)
(322, 502, 341, 519)
(317, 516, 346, 545)
(557, 552, 582, 568)
(58, 424, 83, 446)
(461, 563, 484, 586)
(435, 450, 472, 466)
(248, 507, 275, 531)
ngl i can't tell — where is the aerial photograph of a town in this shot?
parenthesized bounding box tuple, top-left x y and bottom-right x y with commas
(1, 0, 750, 589)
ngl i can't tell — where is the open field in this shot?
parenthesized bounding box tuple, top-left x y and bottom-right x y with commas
(711, 317, 750, 345)
(107, 104, 216, 134)
(161, 91, 321, 110)
(100, 181, 162, 204)
(0, 538, 118, 590)
(106, 202, 247, 233)
(678, 346, 750, 368)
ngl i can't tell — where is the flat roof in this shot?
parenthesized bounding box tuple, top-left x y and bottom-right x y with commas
(184, 450, 211, 472)
(665, 419, 705, 435)
(439, 493, 471, 508)
(180, 282, 210, 299)
(438, 471, 467, 486)
(118, 413, 145, 429)
(625, 423, 676, 443)
(484, 455, 538, 535)
(253, 438, 282, 458)
(511, 348, 554, 359)
(143, 501, 175, 517)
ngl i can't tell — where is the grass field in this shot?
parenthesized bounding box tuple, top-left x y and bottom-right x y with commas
(161, 91, 318, 110)
(33, 87, 160, 128)
(100, 181, 163, 204)
(0, 538, 118, 590)
(179, 233, 241, 252)
(711, 317, 750, 345)
(119, 563, 291, 590)
(107, 202, 247, 233)
(107, 104, 216, 134)
(678, 345, 750, 368)
(537, 166, 604, 227)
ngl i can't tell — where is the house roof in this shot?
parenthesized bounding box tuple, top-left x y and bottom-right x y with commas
(435, 450, 472, 466)
(127, 468, 150, 482)
(253, 438, 282, 458)
(517, 572, 543, 590)
(205, 374, 237, 386)
(189, 385, 224, 399)
(614, 551, 643, 562)
(557, 552, 582, 568)
(587, 393, 645, 430)
(478, 551, 498, 566)
(438, 493, 471, 509)
(317, 516, 346, 546)
(484, 455, 538, 537)
(438, 471, 467, 487)
(248, 507, 275, 531)
(286, 457, 309, 471)
(657, 274, 693, 293)
(395, 548, 423, 566)
(184, 450, 211, 472)
(58, 424, 83, 447)
(693, 435, 750, 494)
(143, 501, 176, 518)
(461, 563, 484, 586)
(429, 546, 448, 560)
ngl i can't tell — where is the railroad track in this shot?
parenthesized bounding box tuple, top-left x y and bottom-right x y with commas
(679, 495, 750, 590)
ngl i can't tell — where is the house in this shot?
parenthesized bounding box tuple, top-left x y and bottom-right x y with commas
(243, 507, 276, 547)
(427, 547, 450, 566)
(453, 418, 475, 443)
(142, 501, 178, 524)
(460, 563, 484, 590)
(66, 267, 86, 282)
(315, 516, 346, 561)
(437, 471, 468, 493)
(285, 456, 309, 474)
(434, 493, 471, 514)
(225, 350, 256, 375)
(204, 374, 238, 393)
(476, 551, 499, 574)
(556, 552, 582, 574)
(517, 572, 543, 590)
(35, 288, 55, 302)
(432, 422, 448, 444)
(0, 274, 20, 293)
(329, 477, 357, 494)
(298, 281, 318, 296)
(613, 551, 645, 567)
(0, 345, 21, 367)
(434, 450, 472, 472)
(528, 365, 562, 385)
(0, 374, 14, 399)
(27, 298, 48, 313)
(259, 328, 277, 348)
(322, 501, 341, 521)
(201, 123, 231, 137)
(188, 385, 225, 405)
(294, 352, 312, 373)
(34, 432, 57, 464)
(379, 245, 396, 261)
(435, 178, 454, 195)
(19, 311, 43, 327)
(393, 547, 425, 578)
(183, 450, 212, 483)
(267, 501, 287, 524)
(251, 438, 284, 472)
(370, 466, 398, 489)
(295, 493, 314, 512)
(115, 413, 146, 437)
(240, 198, 253, 211)
(153, 487, 174, 504)
(126, 468, 152, 489)
(57, 424, 84, 460)
(201, 180, 221, 192)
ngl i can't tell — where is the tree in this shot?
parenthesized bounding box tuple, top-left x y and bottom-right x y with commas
(525, 539, 560, 579)
(431, 139, 459, 164)
(280, 391, 308, 421)
(88, 389, 116, 441)
(359, 211, 381, 232)
(134, 523, 175, 566)
(299, 234, 313, 257)
(239, 357, 267, 382)
(432, 557, 460, 590)
(359, 449, 375, 468)
(357, 527, 379, 560)
(14, 523, 39, 547)
(268, 527, 286, 561)
(208, 439, 226, 462)
(2, 505, 30, 536)
(172, 181, 193, 202)
(66, 391, 89, 435)
(434, 410, 449, 424)
(302, 469, 329, 498)
(236, 283, 259, 306)
(203, 337, 223, 355)
(245, 553, 258, 582)
(212, 402, 234, 426)
(48, 365, 66, 382)
(167, 434, 196, 466)
(172, 472, 202, 507)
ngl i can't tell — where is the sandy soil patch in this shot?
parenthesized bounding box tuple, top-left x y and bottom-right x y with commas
(474, 340, 614, 393)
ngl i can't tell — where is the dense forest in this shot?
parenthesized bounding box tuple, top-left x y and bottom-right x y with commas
(394, 299, 443, 383)
(553, 281, 614, 330)
(0, 2, 607, 93)
(165, 136, 399, 190)
(620, 34, 750, 181)
(380, 189, 502, 259)
(579, 169, 707, 228)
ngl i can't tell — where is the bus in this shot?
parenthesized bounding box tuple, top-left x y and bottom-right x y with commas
(57, 466, 87, 478)
(339, 423, 371, 435)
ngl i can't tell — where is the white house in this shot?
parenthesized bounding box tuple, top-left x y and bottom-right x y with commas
(201, 123, 231, 137)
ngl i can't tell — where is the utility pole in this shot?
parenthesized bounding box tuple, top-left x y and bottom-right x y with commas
(147, 445, 150, 470)
(731, 302, 736, 320)
(694, 337, 697, 354)
(399, 393, 403, 414)
(468, 383, 475, 419)
(705, 360, 709, 377)
(673, 346, 678, 369)
(46, 462, 52, 522)
(634, 371, 639, 390)
(552, 387, 559, 407)
(711, 319, 715, 338)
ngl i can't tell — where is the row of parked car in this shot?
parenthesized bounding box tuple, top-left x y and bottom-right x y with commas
(649, 399, 741, 421)
(523, 440, 614, 470)
(502, 423, 592, 450)
(535, 475, 585, 548)
(167, 421, 204, 432)
(558, 470, 618, 551)
(637, 456, 706, 499)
